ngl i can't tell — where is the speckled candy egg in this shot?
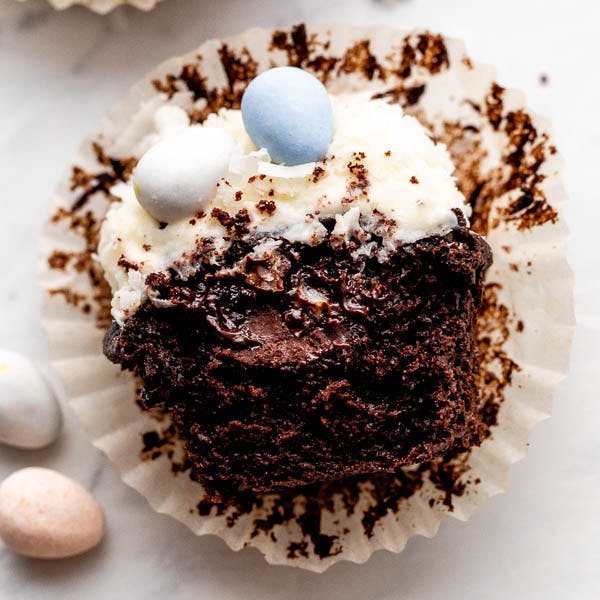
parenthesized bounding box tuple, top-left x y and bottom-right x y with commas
(241, 67, 334, 166)
(0, 468, 105, 559)
(0, 350, 62, 449)
(133, 126, 236, 223)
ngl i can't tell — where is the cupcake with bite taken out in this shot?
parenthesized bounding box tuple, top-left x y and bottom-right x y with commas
(99, 65, 492, 500)
(42, 25, 573, 571)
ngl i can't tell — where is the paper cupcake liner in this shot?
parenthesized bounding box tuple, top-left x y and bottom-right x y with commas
(33, 0, 161, 14)
(39, 24, 574, 571)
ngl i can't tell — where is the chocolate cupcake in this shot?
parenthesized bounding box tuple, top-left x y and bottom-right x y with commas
(97, 72, 492, 499)
(41, 25, 572, 570)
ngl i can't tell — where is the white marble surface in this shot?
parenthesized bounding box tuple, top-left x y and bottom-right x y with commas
(0, 0, 598, 597)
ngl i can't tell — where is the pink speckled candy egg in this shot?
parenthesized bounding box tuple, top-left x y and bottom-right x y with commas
(0, 468, 105, 559)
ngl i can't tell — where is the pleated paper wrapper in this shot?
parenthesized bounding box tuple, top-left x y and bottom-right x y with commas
(20, 0, 161, 14)
(38, 25, 574, 571)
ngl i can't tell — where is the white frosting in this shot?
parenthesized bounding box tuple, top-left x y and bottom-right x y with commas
(98, 93, 470, 323)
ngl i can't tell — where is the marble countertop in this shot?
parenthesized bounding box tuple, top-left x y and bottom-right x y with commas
(0, 0, 598, 598)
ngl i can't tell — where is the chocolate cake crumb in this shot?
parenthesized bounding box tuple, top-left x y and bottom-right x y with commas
(410, 175, 419, 184)
(476, 283, 521, 428)
(211, 207, 234, 228)
(48, 207, 112, 327)
(311, 165, 325, 182)
(140, 422, 189, 474)
(416, 33, 450, 74)
(270, 24, 340, 83)
(339, 40, 383, 80)
(485, 83, 505, 131)
(69, 144, 136, 212)
(257, 199, 276, 214)
(152, 45, 257, 124)
(271, 24, 311, 67)
(210, 207, 251, 235)
(219, 44, 259, 94)
(47, 250, 71, 270)
(373, 83, 426, 108)
(427, 454, 470, 511)
(105, 223, 491, 498)
(385, 32, 449, 81)
(233, 208, 251, 234)
(48, 288, 89, 310)
(117, 256, 139, 272)
(47, 250, 88, 272)
(142, 430, 166, 455)
(343, 152, 370, 204)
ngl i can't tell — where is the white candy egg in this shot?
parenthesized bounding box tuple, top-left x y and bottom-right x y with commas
(0, 350, 62, 449)
(0, 468, 105, 559)
(132, 126, 236, 223)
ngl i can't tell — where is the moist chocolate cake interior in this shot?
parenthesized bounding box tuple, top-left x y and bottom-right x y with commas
(104, 211, 492, 499)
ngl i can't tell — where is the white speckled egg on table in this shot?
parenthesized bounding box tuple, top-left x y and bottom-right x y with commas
(0, 350, 62, 449)
(0, 468, 105, 559)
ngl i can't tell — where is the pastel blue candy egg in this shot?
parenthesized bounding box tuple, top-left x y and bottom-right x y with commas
(241, 67, 333, 166)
